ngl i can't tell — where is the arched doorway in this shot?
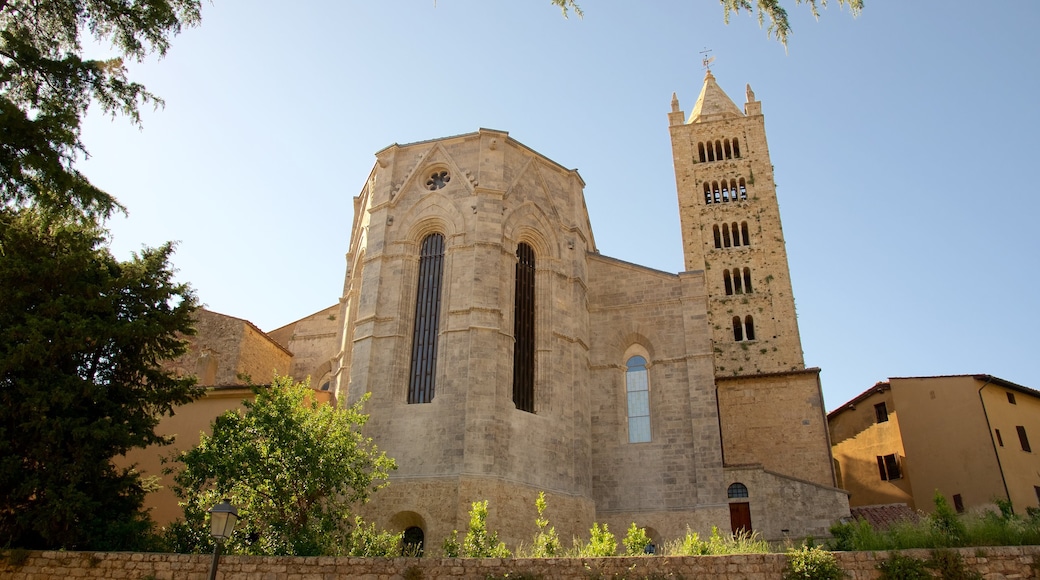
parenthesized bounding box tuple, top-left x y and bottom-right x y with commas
(727, 482, 752, 534)
(403, 526, 424, 557)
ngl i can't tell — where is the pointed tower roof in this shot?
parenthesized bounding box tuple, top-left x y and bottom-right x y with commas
(687, 70, 743, 124)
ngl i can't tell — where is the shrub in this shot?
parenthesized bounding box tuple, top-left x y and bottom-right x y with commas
(443, 530, 460, 558)
(460, 501, 510, 558)
(622, 523, 652, 556)
(783, 545, 845, 580)
(530, 492, 561, 558)
(876, 552, 930, 580)
(930, 492, 967, 547)
(927, 549, 982, 580)
(572, 523, 617, 557)
(664, 526, 769, 556)
(347, 517, 403, 557)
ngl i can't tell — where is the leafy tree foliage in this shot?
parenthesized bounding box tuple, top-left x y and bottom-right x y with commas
(0, 0, 201, 219)
(0, 208, 200, 550)
(166, 377, 397, 556)
(550, 0, 862, 45)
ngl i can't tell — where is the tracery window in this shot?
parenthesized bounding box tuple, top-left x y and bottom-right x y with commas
(513, 243, 536, 413)
(408, 233, 445, 403)
(626, 356, 651, 443)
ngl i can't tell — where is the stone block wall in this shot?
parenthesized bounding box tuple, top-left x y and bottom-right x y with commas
(5, 547, 1039, 580)
(717, 369, 834, 488)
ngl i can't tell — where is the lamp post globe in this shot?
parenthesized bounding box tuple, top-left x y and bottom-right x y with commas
(208, 499, 239, 541)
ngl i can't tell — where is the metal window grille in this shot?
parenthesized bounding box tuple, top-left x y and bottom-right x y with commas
(513, 243, 536, 413)
(408, 234, 444, 404)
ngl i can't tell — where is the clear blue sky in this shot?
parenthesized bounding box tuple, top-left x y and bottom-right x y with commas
(80, 1, 1040, 411)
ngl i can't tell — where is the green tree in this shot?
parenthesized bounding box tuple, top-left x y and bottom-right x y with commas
(0, 0, 201, 219)
(0, 208, 200, 550)
(166, 377, 397, 556)
(550, 0, 861, 46)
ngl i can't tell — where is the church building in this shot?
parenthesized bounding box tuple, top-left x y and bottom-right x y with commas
(173, 71, 850, 551)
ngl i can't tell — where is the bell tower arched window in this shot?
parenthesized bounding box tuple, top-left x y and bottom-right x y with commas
(408, 233, 445, 404)
(513, 243, 536, 413)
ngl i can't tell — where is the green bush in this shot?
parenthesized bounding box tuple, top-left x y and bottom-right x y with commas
(664, 526, 770, 556)
(347, 517, 403, 557)
(530, 492, 561, 558)
(927, 549, 982, 580)
(783, 545, 845, 580)
(876, 552, 930, 580)
(622, 523, 652, 556)
(930, 492, 968, 547)
(571, 522, 617, 557)
(457, 501, 510, 558)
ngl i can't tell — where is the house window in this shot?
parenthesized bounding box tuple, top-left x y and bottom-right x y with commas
(1008, 392, 1017, 405)
(513, 243, 536, 413)
(1017, 426, 1031, 452)
(626, 356, 651, 443)
(727, 482, 749, 498)
(877, 453, 902, 480)
(408, 233, 445, 404)
(996, 429, 1004, 447)
(953, 494, 964, 513)
(1034, 486, 1040, 505)
(874, 402, 889, 423)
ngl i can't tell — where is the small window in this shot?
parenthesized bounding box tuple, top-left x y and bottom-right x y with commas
(1034, 486, 1040, 505)
(874, 402, 889, 423)
(1017, 426, 1031, 452)
(877, 453, 902, 480)
(1008, 392, 1017, 405)
(727, 482, 749, 498)
(626, 356, 651, 443)
(996, 429, 1004, 447)
(953, 494, 964, 513)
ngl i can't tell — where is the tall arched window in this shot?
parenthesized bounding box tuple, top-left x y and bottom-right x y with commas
(732, 316, 743, 341)
(732, 138, 741, 158)
(513, 243, 536, 413)
(703, 183, 712, 205)
(741, 222, 750, 245)
(626, 356, 651, 443)
(408, 233, 445, 404)
(722, 223, 732, 247)
(723, 270, 733, 295)
(745, 315, 756, 340)
(713, 225, 721, 248)
(698, 143, 707, 163)
(743, 268, 753, 293)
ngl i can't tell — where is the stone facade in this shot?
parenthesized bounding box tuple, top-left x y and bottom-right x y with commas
(6, 547, 1040, 580)
(155, 71, 850, 550)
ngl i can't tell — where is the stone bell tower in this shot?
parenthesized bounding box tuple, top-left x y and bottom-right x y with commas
(668, 70, 805, 377)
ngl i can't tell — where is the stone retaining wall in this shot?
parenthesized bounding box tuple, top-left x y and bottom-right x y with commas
(2, 546, 1038, 580)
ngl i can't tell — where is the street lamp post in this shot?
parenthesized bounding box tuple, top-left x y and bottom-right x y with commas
(207, 499, 239, 580)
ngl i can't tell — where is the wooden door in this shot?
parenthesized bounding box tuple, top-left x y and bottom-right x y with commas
(729, 502, 752, 534)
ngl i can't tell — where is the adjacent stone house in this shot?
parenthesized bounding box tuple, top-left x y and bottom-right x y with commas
(829, 374, 1040, 515)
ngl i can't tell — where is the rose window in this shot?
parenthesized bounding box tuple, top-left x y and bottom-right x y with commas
(426, 170, 450, 191)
